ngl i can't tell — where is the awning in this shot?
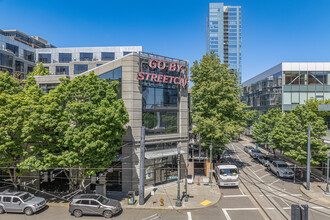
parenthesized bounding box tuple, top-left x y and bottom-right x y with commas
(145, 149, 186, 160)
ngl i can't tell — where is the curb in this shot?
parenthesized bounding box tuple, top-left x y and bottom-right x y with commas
(123, 186, 222, 211)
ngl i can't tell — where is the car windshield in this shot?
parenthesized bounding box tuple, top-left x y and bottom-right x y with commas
(252, 150, 261, 153)
(20, 193, 34, 202)
(97, 196, 109, 205)
(187, 175, 192, 179)
(277, 163, 288, 168)
(220, 169, 237, 176)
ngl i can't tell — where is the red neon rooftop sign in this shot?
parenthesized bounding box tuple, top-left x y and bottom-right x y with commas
(138, 58, 189, 87)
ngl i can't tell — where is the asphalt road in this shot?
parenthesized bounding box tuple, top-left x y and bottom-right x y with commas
(2, 141, 330, 220)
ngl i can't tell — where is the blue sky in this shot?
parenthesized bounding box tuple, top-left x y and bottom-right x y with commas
(1, 0, 330, 82)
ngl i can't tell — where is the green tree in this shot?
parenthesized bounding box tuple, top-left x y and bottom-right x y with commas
(20, 72, 129, 190)
(0, 72, 43, 187)
(271, 105, 328, 165)
(28, 62, 49, 76)
(305, 98, 330, 126)
(190, 52, 248, 148)
(252, 108, 282, 145)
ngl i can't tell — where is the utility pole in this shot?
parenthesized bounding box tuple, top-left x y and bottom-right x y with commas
(176, 145, 182, 207)
(198, 133, 201, 162)
(307, 123, 311, 191)
(185, 169, 188, 202)
(139, 126, 145, 205)
(209, 144, 213, 184)
(326, 152, 330, 195)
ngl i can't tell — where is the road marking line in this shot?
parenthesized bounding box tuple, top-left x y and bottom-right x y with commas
(260, 173, 269, 179)
(239, 186, 245, 195)
(222, 209, 231, 220)
(250, 164, 259, 167)
(223, 208, 260, 211)
(223, 195, 249, 198)
(187, 212, 192, 220)
(254, 168, 265, 172)
(142, 213, 159, 220)
(269, 179, 280, 185)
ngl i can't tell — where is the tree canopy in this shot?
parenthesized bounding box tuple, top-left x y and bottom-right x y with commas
(0, 71, 129, 190)
(190, 52, 249, 148)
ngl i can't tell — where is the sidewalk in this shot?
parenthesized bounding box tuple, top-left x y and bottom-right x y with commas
(300, 182, 330, 206)
(121, 177, 221, 210)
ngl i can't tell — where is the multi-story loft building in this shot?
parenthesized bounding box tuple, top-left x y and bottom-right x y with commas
(0, 30, 36, 76)
(35, 46, 142, 76)
(207, 2, 242, 83)
(34, 52, 190, 192)
(0, 29, 142, 79)
(1, 29, 56, 48)
(242, 62, 330, 114)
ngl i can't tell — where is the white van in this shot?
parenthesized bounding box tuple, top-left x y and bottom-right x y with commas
(215, 164, 239, 187)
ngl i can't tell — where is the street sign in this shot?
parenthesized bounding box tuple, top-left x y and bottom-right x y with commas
(169, 176, 178, 179)
(207, 169, 215, 173)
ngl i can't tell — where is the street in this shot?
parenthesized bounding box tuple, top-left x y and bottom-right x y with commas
(2, 140, 330, 220)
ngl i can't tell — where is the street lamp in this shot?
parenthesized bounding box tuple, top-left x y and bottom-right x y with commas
(209, 144, 213, 184)
(325, 151, 330, 195)
(176, 145, 182, 207)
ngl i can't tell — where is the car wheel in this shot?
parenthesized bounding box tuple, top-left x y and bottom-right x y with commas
(277, 172, 280, 177)
(103, 210, 113, 218)
(73, 209, 83, 218)
(24, 207, 34, 216)
(0, 206, 4, 214)
(267, 166, 270, 171)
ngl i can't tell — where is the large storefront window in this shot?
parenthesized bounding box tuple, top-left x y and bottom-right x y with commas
(144, 155, 178, 186)
(142, 87, 178, 135)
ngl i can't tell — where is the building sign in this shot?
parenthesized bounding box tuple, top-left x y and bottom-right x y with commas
(138, 56, 189, 88)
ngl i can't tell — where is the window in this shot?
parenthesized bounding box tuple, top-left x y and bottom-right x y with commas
(90, 200, 99, 206)
(12, 197, 21, 203)
(142, 87, 179, 135)
(0, 53, 14, 67)
(59, 53, 72, 63)
(38, 54, 51, 63)
(80, 53, 93, 61)
(6, 43, 18, 56)
(56, 66, 69, 75)
(3, 197, 11, 202)
(74, 64, 88, 74)
(123, 51, 131, 56)
(101, 52, 115, 61)
(96, 64, 103, 67)
(39, 83, 60, 93)
(99, 67, 122, 97)
(15, 60, 24, 72)
(24, 50, 35, 62)
(80, 200, 90, 205)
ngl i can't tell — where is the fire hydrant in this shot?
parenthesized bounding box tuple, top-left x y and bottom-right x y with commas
(160, 197, 164, 206)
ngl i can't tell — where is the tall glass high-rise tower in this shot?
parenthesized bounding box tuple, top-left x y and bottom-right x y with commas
(207, 2, 242, 83)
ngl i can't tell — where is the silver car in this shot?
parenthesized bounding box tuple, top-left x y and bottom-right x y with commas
(268, 161, 294, 178)
(0, 190, 46, 215)
(69, 194, 122, 218)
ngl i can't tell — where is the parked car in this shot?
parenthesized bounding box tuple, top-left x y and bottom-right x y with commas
(187, 175, 194, 184)
(231, 139, 239, 143)
(244, 146, 254, 154)
(268, 161, 294, 178)
(0, 190, 46, 215)
(69, 194, 121, 218)
(258, 154, 276, 166)
(250, 149, 262, 158)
